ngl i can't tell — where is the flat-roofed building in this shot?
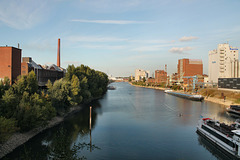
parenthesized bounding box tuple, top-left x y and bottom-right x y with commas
(0, 46, 21, 84)
(178, 58, 203, 84)
(209, 43, 239, 83)
(135, 69, 150, 81)
(155, 70, 167, 83)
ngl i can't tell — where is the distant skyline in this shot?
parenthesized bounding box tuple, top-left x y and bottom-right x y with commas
(1, 0, 240, 77)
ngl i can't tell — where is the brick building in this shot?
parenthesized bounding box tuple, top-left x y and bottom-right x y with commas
(21, 57, 64, 86)
(155, 70, 167, 83)
(177, 58, 203, 84)
(147, 77, 155, 83)
(0, 46, 21, 84)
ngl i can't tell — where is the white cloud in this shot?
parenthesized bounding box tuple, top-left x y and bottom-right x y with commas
(179, 36, 198, 42)
(0, 0, 50, 29)
(71, 19, 153, 24)
(67, 36, 127, 42)
(78, 44, 126, 50)
(169, 47, 192, 54)
(67, 35, 174, 45)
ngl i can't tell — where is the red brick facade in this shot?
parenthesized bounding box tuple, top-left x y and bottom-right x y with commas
(177, 59, 203, 84)
(147, 77, 155, 83)
(0, 47, 21, 84)
(155, 70, 167, 83)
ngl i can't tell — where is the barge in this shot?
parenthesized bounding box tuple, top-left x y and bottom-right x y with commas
(164, 90, 204, 101)
(197, 118, 240, 159)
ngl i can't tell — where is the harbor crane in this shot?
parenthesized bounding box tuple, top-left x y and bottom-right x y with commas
(182, 75, 198, 91)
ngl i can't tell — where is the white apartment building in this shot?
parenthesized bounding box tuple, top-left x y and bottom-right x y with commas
(135, 69, 150, 81)
(208, 43, 239, 83)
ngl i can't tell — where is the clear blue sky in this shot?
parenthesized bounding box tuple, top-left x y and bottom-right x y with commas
(1, 0, 240, 77)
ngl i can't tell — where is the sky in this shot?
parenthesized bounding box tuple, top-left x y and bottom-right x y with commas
(1, 0, 240, 77)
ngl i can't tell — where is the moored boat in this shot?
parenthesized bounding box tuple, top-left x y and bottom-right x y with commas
(197, 118, 240, 158)
(164, 89, 173, 93)
(227, 105, 240, 115)
(107, 86, 116, 90)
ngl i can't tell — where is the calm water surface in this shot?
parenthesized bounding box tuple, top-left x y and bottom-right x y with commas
(5, 82, 238, 160)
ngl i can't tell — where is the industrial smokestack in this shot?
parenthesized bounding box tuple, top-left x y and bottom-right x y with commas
(18, 43, 20, 49)
(165, 64, 167, 73)
(57, 38, 60, 67)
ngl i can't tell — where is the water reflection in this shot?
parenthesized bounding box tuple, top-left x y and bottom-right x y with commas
(4, 82, 240, 160)
(197, 132, 237, 160)
(4, 103, 101, 160)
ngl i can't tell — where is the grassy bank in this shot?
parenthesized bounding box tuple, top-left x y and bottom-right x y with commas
(130, 82, 240, 106)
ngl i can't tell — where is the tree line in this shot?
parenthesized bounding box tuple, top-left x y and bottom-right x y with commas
(0, 64, 108, 143)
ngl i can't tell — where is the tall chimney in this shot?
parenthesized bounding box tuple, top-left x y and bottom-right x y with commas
(165, 64, 167, 73)
(57, 38, 60, 67)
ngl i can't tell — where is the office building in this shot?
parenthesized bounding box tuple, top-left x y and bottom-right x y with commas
(135, 69, 150, 81)
(209, 43, 239, 83)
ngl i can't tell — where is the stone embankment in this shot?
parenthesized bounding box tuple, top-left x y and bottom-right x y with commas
(0, 106, 82, 159)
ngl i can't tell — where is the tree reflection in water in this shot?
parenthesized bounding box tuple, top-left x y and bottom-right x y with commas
(48, 127, 99, 160)
(4, 103, 101, 160)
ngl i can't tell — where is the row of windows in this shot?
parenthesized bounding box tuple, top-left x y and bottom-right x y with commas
(202, 125, 235, 148)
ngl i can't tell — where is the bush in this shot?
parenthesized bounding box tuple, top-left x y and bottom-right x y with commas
(0, 116, 18, 143)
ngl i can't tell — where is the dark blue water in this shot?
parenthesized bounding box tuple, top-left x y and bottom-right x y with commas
(5, 82, 237, 160)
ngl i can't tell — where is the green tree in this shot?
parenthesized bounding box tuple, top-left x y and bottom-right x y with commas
(0, 88, 18, 118)
(142, 77, 146, 82)
(48, 79, 72, 115)
(0, 116, 18, 143)
(0, 77, 10, 98)
(15, 92, 55, 132)
(71, 75, 82, 105)
(12, 71, 38, 97)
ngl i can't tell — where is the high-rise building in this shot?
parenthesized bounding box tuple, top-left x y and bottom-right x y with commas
(208, 43, 239, 83)
(0, 46, 21, 84)
(177, 58, 203, 84)
(135, 69, 149, 81)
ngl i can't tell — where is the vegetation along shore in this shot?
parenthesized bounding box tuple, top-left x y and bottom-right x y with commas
(0, 64, 108, 158)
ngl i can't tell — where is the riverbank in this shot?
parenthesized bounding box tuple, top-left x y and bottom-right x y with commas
(130, 83, 240, 107)
(131, 83, 166, 91)
(0, 105, 83, 159)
